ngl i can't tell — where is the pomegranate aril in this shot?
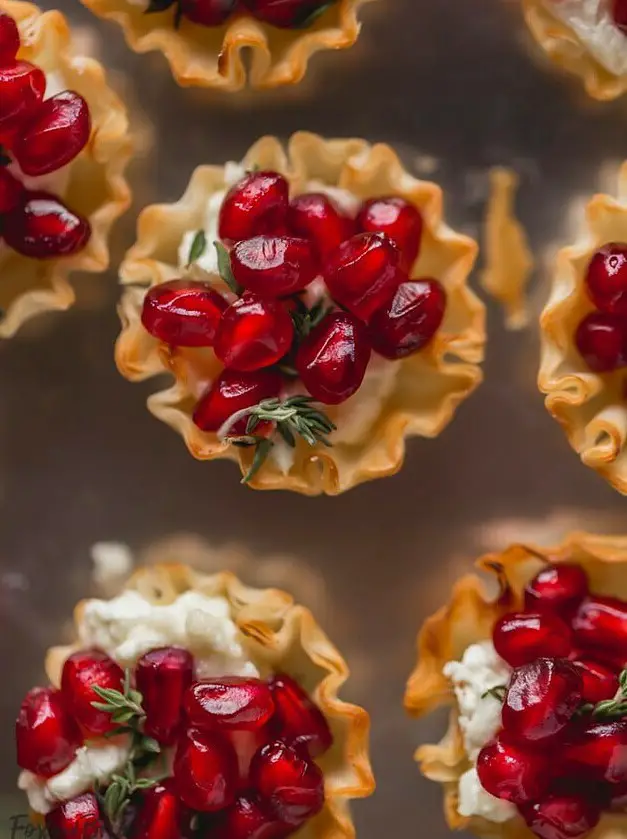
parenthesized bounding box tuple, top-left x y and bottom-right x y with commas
(179, 0, 237, 25)
(219, 171, 289, 242)
(231, 236, 318, 298)
(502, 658, 582, 744)
(61, 649, 125, 736)
(574, 312, 627, 372)
(287, 192, 355, 260)
(141, 279, 228, 347)
(573, 595, 627, 662)
(477, 734, 552, 804)
(295, 310, 371, 405)
(614, 0, 627, 29)
(3, 191, 90, 258)
(213, 794, 287, 839)
(524, 563, 589, 619)
(571, 658, 620, 705)
(0, 61, 46, 136)
(135, 647, 194, 746)
(357, 196, 422, 271)
(492, 611, 573, 668)
(214, 293, 293, 372)
(523, 793, 601, 839)
(324, 232, 401, 322)
(12, 91, 91, 177)
(193, 368, 282, 434)
(0, 12, 20, 64)
(185, 677, 274, 731)
(174, 727, 238, 812)
(269, 673, 333, 758)
(250, 740, 325, 827)
(241, 0, 332, 27)
(46, 794, 112, 839)
(584, 243, 627, 314)
(128, 780, 193, 839)
(565, 720, 627, 784)
(369, 278, 446, 359)
(16, 687, 82, 778)
(0, 166, 24, 214)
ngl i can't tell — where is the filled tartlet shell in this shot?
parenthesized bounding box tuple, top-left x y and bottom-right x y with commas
(0, 0, 132, 339)
(404, 532, 627, 839)
(78, 0, 368, 90)
(539, 162, 627, 495)
(46, 563, 374, 839)
(522, 0, 627, 101)
(116, 132, 485, 495)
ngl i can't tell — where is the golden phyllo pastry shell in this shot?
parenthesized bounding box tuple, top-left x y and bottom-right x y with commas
(46, 562, 375, 839)
(78, 0, 370, 90)
(522, 0, 627, 101)
(404, 532, 627, 839)
(0, 0, 132, 338)
(115, 132, 485, 495)
(539, 163, 627, 494)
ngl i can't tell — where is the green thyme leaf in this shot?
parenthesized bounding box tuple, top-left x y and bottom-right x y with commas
(295, 0, 335, 28)
(187, 229, 207, 266)
(578, 668, 627, 721)
(481, 685, 507, 702)
(242, 438, 274, 484)
(214, 241, 241, 294)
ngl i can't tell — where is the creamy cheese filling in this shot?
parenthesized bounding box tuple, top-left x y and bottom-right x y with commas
(544, 0, 627, 76)
(21, 589, 258, 813)
(443, 641, 516, 823)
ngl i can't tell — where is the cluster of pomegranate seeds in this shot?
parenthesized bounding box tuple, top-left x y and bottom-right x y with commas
(151, 0, 337, 31)
(0, 11, 91, 259)
(141, 168, 446, 479)
(474, 562, 627, 839)
(16, 643, 333, 839)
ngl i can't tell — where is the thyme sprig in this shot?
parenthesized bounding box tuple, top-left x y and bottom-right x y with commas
(91, 670, 162, 826)
(289, 297, 330, 341)
(186, 229, 207, 267)
(222, 395, 336, 483)
(578, 668, 627, 721)
(481, 685, 507, 702)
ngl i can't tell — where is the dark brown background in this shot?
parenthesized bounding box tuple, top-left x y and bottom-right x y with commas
(2, 0, 627, 835)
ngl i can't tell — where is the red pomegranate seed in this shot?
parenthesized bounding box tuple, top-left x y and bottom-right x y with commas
(295, 310, 371, 405)
(324, 232, 401, 322)
(60, 649, 124, 736)
(477, 735, 551, 804)
(492, 611, 573, 668)
(571, 658, 620, 705)
(0, 12, 20, 64)
(128, 780, 193, 839)
(193, 368, 282, 434)
(0, 167, 24, 214)
(0, 61, 46, 137)
(46, 794, 111, 839)
(524, 563, 589, 619)
(574, 312, 627, 372)
(231, 236, 318, 298)
(572, 595, 627, 660)
(357, 196, 422, 271)
(213, 794, 286, 839)
(250, 741, 325, 826)
(185, 678, 275, 731)
(565, 720, 627, 784)
(219, 171, 289, 242)
(269, 673, 332, 758)
(522, 793, 601, 839)
(15, 687, 82, 778)
(179, 0, 237, 25)
(585, 243, 627, 314)
(141, 279, 228, 347)
(501, 658, 582, 744)
(287, 192, 355, 260)
(3, 191, 90, 258)
(135, 647, 194, 746)
(368, 278, 446, 359)
(12, 91, 91, 177)
(614, 0, 627, 29)
(173, 728, 238, 812)
(241, 0, 332, 27)
(214, 294, 293, 372)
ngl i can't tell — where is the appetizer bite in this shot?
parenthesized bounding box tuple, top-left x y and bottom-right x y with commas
(405, 532, 627, 839)
(15, 563, 373, 839)
(0, 0, 131, 337)
(116, 132, 485, 495)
